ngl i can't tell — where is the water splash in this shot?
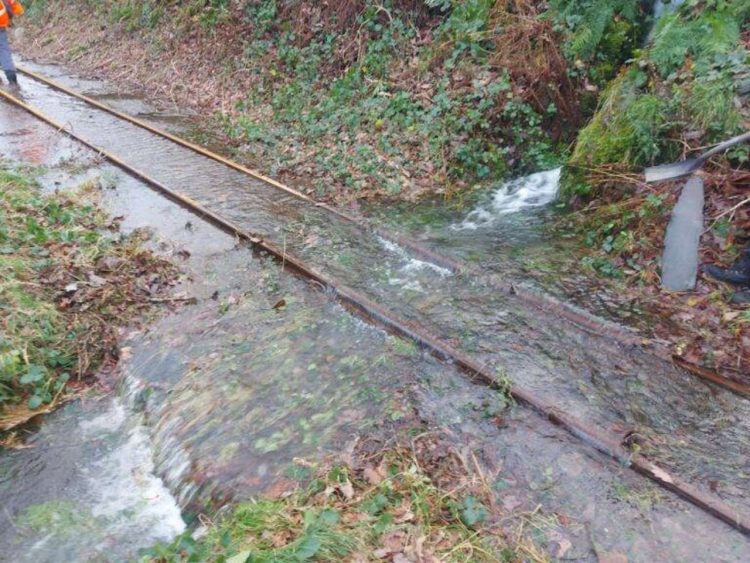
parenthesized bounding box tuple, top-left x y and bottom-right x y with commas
(2, 395, 186, 562)
(377, 236, 452, 291)
(79, 414, 187, 543)
(453, 168, 561, 231)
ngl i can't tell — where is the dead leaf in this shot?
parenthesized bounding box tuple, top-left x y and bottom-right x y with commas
(394, 506, 414, 524)
(555, 538, 573, 559)
(339, 479, 355, 500)
(87, 272, 107, 287)
(364, 464, 385, 485)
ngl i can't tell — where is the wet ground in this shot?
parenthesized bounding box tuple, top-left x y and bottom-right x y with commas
(0, 61, 748, 561)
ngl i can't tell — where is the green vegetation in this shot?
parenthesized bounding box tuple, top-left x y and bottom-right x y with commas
(22, 0, 664, 201)
(0, 167, 175, 432)
(561, 0, 749, 279)
(569, 0, 749, 190)
(17, 500, 95, 537)
(218, 0, 562, 200)
(141, 450, 542, 562)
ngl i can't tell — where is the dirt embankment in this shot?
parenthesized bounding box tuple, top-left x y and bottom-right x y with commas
(15, 1, 597, 202)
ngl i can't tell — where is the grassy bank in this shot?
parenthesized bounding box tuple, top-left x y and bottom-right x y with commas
(0, 166, 177, 439)
(19, 0, 656, 202)
(566, 1, 749, 264)
(142, 444, 545, 563)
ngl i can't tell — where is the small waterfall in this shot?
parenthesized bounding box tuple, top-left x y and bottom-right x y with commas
(652, 0, 685, 21)
(119, 362, 207, 512)
(76, 403, 186, 543)
(452, 168, 561, 231)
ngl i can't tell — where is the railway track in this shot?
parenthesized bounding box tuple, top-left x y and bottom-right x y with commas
(16, 65, 750, 400)
(2, 70, 749, 535)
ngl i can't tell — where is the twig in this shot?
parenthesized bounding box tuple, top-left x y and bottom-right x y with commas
(705, 196, 750, 233)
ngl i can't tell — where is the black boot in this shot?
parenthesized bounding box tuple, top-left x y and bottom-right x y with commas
(4, 70, 17, 86)
(704, 248, 750, 286)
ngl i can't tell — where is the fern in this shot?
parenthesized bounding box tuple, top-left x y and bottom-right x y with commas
(549, 0, 643, 61)
(649, 15, 694, 76)
(568, 3, 616, 60)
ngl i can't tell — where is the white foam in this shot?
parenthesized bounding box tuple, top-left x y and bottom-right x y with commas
(452, 168, 561, 231)
(87, 424, 186, 543)
(377, 237, 452, 279)
(78, 402, 127, 436)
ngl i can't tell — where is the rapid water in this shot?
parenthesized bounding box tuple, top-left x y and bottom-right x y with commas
(0, 396, 185, 561)
(452, 168, 561, 231)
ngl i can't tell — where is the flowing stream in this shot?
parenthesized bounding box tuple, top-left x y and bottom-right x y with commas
(0, 51, 749, 561)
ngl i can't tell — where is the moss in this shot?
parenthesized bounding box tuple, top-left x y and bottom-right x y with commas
(17, 501, 95, 536)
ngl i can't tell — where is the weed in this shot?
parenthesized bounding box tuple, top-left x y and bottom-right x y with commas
(140, 448, 537, 562)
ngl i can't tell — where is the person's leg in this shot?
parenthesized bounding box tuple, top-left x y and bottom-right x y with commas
(0, 28, 17, 85)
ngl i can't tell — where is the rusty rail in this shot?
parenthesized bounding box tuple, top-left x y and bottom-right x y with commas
(2, 85, 749, 535)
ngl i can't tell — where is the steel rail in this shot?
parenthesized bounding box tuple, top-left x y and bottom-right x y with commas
(18, 65, 749, 400)
(2, 87, 748, 535)
(19, 66, 749, 401)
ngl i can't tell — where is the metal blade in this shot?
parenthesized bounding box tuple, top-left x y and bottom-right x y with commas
(644, 159, 700, 183)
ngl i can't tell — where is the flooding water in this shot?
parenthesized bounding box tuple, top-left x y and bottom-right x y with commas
(452, 168, 562, 230)
(0, 396, 185, 561)
(0, 61, 749, 560)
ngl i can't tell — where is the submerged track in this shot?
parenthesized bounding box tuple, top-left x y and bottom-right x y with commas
(2, 74, 749, 535)
(18, 65, 750, 400)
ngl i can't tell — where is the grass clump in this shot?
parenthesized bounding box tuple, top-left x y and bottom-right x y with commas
(141, 448, 541, 562)
(0, 166, 177, 433)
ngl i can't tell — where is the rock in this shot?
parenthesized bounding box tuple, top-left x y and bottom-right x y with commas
(661, 177, 704, 291)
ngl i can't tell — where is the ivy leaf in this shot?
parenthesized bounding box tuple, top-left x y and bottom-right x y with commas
(460, 495, 488, 528)
(28, 395, 43, 409)
(294, 535, 321, 560)
(20, 364, 45, 385)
